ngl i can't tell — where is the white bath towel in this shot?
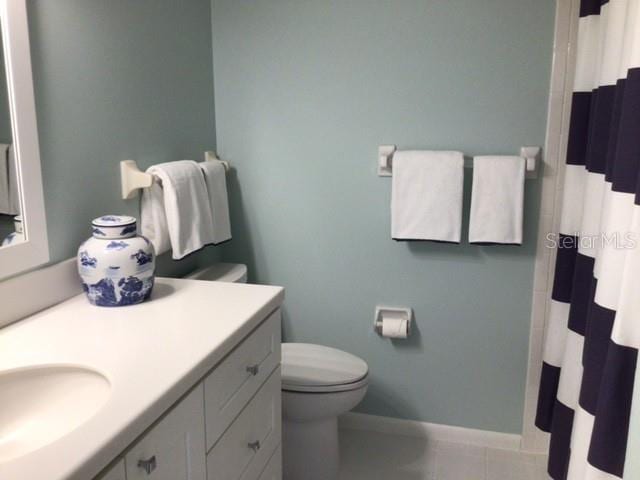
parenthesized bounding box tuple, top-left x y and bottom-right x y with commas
(199, 159, 231, 244)
(0, 144, 19, 215)
(468, 155, 525, 245)
(141, 160, 216, 259)
(391, 151, 464, 243)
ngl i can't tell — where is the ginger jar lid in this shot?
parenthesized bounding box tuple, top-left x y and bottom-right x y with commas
(91, 215, 137, 239)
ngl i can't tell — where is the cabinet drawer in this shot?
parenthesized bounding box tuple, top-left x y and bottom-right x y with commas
(96, 459, 125, 480)
(206, 368, 282, 480)
(256, 445, 282, 480)
(204, 309, 281, 450)
(125, 385, 206, 480)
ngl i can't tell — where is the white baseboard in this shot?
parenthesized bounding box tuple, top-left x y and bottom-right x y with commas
(338, 412, 522, 451)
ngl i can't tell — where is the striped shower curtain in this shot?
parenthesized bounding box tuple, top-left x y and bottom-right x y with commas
(536, 0, 640, 478)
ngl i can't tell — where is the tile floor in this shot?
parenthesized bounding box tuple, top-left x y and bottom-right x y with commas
(339, 428, 549, 480)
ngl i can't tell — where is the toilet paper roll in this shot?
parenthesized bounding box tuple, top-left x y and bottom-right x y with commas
(381, 317, 409, 339)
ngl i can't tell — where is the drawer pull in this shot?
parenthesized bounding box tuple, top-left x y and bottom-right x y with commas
(138, 455, 157, 475)
(246, 364, 260, 376)
(248, 440, 261, 452)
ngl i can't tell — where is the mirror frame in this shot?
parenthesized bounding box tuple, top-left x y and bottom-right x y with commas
(0, 0, 49, 279)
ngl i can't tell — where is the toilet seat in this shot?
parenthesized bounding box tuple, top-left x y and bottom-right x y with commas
(281, 343, 369, 393)
(282, 375, 369, 393)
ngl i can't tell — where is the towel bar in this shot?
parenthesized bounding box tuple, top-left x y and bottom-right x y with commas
(378, 145, 540, 178)
(120, 151, 230, 200)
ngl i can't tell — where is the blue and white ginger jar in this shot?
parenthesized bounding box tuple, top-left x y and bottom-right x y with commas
(78, 215, 155, 307)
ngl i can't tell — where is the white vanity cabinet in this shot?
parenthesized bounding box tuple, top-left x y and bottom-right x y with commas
(204, 311, 281, 449)
(206, 369, 281, 480)
(258, 447, 283, 480)
(96, 309, 282, 480)
(96, 460, 126, 480)
(125, 385, 206, 480)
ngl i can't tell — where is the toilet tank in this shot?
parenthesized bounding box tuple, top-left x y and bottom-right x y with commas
(186, 263, 248, 283)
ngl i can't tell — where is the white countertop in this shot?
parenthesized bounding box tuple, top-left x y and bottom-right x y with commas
(0, 277, 284, 480)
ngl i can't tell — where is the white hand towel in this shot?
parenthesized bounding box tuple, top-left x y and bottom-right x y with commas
(391, 151, 464, 243)
(140, 160, 216, 259)
(468, 155, 525, 245)
(7, 145, 20, 214)
(140, 176, 170, 256)
(199, 160, 231, 244)
(0, 144, 10, 214)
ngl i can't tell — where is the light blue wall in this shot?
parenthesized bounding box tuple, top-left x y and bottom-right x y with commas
(213, 0, 555, 433)
(26, 0, 219, 276)
(0, 34, 11, 144)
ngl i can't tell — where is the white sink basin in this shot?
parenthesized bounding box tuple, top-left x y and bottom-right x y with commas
(0, 365, 111, 463)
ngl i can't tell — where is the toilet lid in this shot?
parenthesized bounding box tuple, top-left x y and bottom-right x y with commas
(281, 343, 368, 390)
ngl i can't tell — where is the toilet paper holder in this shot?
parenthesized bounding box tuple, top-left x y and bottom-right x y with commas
(374, 306, 413, 338)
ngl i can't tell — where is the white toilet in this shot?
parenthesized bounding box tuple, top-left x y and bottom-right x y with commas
(187, 263, 369, 480)
(186, 262, 248, 283)
(281, 343, 368, 480)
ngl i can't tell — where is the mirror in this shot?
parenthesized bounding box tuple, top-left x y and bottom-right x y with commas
(0, 0, 49, 279)
(0, 25, 22, 249)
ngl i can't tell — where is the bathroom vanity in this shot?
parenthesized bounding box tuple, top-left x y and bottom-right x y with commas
(0, 277, 284, 480)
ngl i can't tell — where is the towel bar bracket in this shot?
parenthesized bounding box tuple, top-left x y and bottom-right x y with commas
(378, 145, 396, 176)
(120, 160, 153, 200)
(120, 151, 230, 200)
(520, 146, 540, 179)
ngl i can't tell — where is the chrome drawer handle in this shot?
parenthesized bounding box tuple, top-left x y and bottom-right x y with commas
(138, 455, 157, 475)
(246, 364, 260, 376)
(248, 440, 261, 452)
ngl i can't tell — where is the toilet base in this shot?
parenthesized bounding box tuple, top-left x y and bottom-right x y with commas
(283, 417, 339, 480)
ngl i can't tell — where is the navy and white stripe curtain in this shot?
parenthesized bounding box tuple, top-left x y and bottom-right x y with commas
(536, 0, 640, 478)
